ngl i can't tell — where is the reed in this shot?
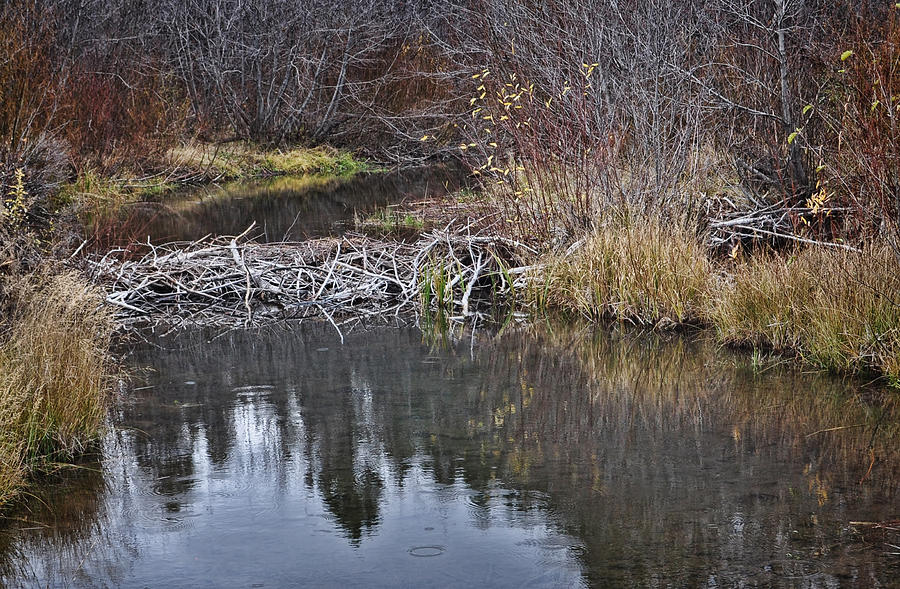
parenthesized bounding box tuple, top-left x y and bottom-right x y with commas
(713, 244, 900, 383)
(0, 270, 115, 507)
(531, 217, 712, 326)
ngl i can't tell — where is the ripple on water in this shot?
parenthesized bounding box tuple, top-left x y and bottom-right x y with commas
(206, 470, 255, 499)
(515, 536, 582, 553)
(765, 559, 824, 580)
(124, 489, 198, 533)
(149, 476, 199, 498)
(408, 545, 446, 557)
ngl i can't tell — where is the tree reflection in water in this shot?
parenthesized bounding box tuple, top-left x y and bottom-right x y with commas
(2, 321, 898, 587)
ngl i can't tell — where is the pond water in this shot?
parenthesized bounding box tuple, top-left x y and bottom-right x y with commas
(1, 323, 898, 588)
(89, 164, 464, 247)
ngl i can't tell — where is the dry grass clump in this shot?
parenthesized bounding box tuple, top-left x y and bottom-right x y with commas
(526, 209, 900, 385)
(531, 218, 712, 326)
(714, 245, 900, 383)
(0, 436, 23, 507)
(0, 270, 115, 507)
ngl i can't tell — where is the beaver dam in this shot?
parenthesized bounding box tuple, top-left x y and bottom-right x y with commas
(87, 222, 535, 331)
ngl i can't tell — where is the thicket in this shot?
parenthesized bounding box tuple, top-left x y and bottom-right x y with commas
(2, 0, 897, 250)
(449, 0, 900, 249)
(445, 0, 900, 383)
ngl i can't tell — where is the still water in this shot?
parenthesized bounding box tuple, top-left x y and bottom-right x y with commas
(1, 323, 898, 587)
(90, 165, 463, 247)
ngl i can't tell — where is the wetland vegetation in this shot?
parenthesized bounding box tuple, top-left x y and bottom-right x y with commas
(1, 0, 899, 585)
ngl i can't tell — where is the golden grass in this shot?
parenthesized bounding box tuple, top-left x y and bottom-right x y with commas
(531, 218, 712, 326)
(714, 244, 900, 383)
(167, 141, 367, 180)
(526, 214, 900, 385)
(0, 270, 115, 507)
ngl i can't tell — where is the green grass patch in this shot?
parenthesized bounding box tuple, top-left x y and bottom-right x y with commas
(167, 142, 369, 181)
(356, 206, 426, 235)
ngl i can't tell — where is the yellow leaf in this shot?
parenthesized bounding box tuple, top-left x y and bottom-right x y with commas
(840, 50, 854, 61)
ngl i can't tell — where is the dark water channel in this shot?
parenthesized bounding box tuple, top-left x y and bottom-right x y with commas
(2, 325, 899, 588)
(2, 171, 899, 587)
(92, 165, 463, 247)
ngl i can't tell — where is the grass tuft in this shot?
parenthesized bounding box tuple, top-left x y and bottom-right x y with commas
(714, 244, 900, 382)
(532, 217, 711, 326)
(521, 205, 900, 385)
(356, 206, 425, 236)
(0, 270, 115, 507)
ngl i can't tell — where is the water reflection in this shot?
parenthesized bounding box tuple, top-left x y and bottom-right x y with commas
(92, 164, 464, 247)
(2, 323, 898, 587)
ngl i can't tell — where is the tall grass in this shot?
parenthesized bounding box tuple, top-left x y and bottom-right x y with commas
(525, 208, 900, 385)
(0, 270, 115, 507)
(714, 245, 900, 383)
(531, 217, 712, 326)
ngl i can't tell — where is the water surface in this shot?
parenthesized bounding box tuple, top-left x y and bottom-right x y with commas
(91, 165, 463, 247)
(2, 324, 897, 587)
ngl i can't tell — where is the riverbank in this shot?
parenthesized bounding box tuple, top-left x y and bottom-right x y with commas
(58, 143, 370, 218)
(532, 218, 900, 388)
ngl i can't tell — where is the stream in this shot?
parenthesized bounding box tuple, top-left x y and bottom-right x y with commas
(1, 171, 897, 588)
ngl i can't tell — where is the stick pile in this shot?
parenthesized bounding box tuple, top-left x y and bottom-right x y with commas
(708, 202, 858, 251)
(85, 224, 537, 331)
